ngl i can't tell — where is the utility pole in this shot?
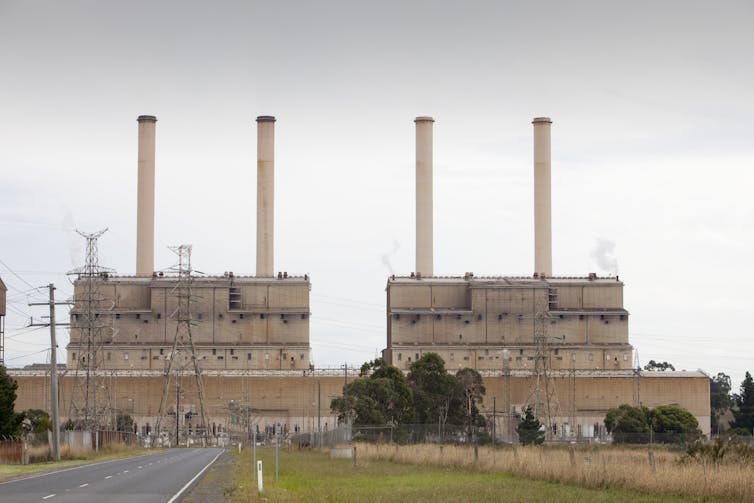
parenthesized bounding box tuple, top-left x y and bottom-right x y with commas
(29, 284, 71, 462)
(175, 384, 181, 447)
(317, 379, 321, 448)
(343, 363, 348, 426)
(47, 285, 60, 461)
(492, 397, 496, 446)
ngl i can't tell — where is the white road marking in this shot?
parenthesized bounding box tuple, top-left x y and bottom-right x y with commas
(79, 483, 89, 488)
(105, 475, 113, 479)
(166, 451, 223, 503)
(138, 466, 143, 469)
(123, 470, 129, 473)
(42, 495, 55, 500)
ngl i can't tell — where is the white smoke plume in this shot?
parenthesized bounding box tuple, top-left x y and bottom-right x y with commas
(590, 238, 619, 275)
(380, 240, 400, 275)
(62, 208, 83, 268)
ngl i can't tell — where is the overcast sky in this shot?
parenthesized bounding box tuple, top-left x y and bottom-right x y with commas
(1, 1, 752, 387)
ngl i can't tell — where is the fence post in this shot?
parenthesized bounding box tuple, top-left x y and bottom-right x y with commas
(569, 445, 576, 467)
(353, 446, 357, 467)
(648, 447, 656, 473)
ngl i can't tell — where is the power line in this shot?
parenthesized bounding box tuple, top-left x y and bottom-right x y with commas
(4, 348, 50, 361)
(0, 257, 40, 290)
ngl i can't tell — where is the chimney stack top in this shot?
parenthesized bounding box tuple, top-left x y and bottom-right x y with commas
(137, 115, 157, 123)
(256, 115, 276, 123)
(532, 117, 552, 124)
(414, 116, 435, 123)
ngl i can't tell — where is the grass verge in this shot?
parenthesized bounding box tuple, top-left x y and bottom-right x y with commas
(228, 446, 730, 502)
(0, 445, 155, 482)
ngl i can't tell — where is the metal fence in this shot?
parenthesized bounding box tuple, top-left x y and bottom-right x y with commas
(292, 423, 747, 448)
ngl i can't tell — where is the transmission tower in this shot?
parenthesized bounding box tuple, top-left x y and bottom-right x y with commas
(523, 285, 560, 438)
(153, 245, 209, 447)
(67, 229, 115, 430)
(569, 353, 576, 437)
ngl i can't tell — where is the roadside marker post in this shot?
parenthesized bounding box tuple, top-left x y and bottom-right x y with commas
(257, 460, 263, 492)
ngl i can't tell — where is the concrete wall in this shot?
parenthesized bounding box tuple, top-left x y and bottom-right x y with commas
(384, 276, 632, 370)
(9, 370, 711, 437)
(67, 275, 311, 370)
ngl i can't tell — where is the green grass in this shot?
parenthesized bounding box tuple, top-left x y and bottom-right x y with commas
(0, 447, 154, 482)
(229, 447, 727, 503)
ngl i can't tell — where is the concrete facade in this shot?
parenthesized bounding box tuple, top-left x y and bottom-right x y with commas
(10, 369, 710, 437)
(0, 277, 5, 365)
(65, 274, 311, 371)
(383, 275, 632, 371)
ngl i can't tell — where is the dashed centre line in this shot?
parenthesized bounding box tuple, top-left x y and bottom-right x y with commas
(105, 475, 113, 479)
(42, 495, 56, 500)
(79, 483, 89, 488)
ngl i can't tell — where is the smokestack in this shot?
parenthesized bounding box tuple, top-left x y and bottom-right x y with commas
(415, 116, 434, 277)
(136, 115, 157, 277)
(256, 116, 275, 277)
(533, 117, 552, 277)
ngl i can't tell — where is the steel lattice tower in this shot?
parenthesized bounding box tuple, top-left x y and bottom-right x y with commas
(67, 229, 115, 430)
(523, 286, 560, 438)
(153, 245, 209, 446)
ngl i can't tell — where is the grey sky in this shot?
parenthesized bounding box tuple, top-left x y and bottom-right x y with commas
(1, 1, 753, 386)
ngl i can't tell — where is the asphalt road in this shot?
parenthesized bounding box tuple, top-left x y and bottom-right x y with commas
(0, 448, 224, 503)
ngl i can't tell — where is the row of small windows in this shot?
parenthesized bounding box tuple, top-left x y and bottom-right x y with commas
(394, 313, 626, 322)
(75, 313, 308, 323)
(75, 350, 306, 363)
(395, 351, 629, 363)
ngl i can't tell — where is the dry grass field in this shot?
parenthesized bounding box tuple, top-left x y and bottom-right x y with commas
(357, 442, 754, 502)
(229, 444, 740, 502)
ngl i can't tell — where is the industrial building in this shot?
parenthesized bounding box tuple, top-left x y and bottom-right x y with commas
(8, 114, 710, 440)
(66, 116, 311, 373)
(0, 277, 6, 365)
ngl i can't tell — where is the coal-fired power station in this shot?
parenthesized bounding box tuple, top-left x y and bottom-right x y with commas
(8, 114, 710, 444)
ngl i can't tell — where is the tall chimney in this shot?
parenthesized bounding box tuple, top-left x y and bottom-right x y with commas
(415, 116, 434, 277)
(256, 116, 275, 277)
(136, 115, 157, 277)
(533, 117, 552, 277)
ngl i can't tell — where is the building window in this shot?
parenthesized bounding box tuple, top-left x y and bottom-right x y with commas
(588, 353, 593, 361)
(300, 353, 305, 360)
(397, 353, 402, 361)
(247, 353, 252, 360)
(212, 348, 217, 355)
(265, 353, 269, 360)
(107, 352, 111, 360)
(72, 352, 77, 361)
(230, 349, 234, 355)
(623, 354, 628, 361)
(123, 352, 129, 360)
